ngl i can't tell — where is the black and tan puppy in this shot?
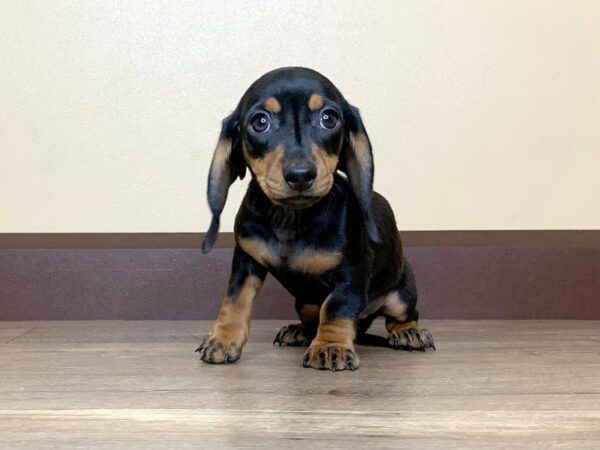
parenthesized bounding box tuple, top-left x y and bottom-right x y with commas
(197, 67, 434, 371)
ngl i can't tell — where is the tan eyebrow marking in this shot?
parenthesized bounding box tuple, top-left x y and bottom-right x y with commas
(263, 97, 281, 113)
(308, 94, 324, 111)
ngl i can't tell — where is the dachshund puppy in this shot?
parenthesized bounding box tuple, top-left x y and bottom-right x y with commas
(197, 67, 434, 371)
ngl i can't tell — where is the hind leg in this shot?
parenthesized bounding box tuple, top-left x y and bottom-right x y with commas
(273, 301, 320, 346)
(383, 260, 435, 351)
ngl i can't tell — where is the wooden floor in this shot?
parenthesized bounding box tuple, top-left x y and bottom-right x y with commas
(0, 320, 599, 449)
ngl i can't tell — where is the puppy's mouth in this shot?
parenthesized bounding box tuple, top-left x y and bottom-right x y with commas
(275, 194, 321, 209)
(259, 174, 334, 209)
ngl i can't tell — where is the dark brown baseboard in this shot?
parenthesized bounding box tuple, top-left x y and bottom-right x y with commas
(1, 230, 599, 249)
(1, 231, 599, 320)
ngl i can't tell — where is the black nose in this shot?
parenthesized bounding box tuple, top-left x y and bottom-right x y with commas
(284, 164, 317, 191)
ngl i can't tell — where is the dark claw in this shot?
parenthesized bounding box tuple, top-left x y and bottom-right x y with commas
(291, 327, 300, 341)
(303, 353, 310, 367)
(347, 361, 356, 371)
(416, 334, 426, 351)
(273, 329, 283, 346)
(391, 334, 400, 350)
(195, 335, 209, 353)
(404, 330, 414, 347)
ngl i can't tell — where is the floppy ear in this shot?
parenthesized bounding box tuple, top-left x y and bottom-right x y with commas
(340, 104, 380, 242)
(202, 109, 246, 253)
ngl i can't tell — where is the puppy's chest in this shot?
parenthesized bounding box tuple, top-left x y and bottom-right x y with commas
(238, 232, 342, 275)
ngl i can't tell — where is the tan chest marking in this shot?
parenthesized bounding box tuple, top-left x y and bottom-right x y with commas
(239, 236, 342, 275)
(238, 237, 280, 267)
(288, 249, 342, 275)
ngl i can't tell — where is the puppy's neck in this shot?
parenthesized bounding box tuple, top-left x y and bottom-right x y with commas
(248, 175, 346, 243)
(268, 204, 311, 242)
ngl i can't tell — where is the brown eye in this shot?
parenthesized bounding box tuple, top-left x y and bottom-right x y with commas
(250, 113, 270, 133)
(320, 109, 338, 129)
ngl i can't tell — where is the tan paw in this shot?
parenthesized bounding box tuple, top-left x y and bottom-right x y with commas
(195, 333, 245, 364)
(303, 341, 359, 371)
(388, 321, 435, 352)
(273, 323, 308, 347)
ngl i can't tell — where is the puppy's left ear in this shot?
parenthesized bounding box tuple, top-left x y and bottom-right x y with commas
(202, 108, 246, 254)
(341, 103, 380, 242)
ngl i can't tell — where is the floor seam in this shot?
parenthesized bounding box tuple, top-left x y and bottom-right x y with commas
(3, 328, 35, 344)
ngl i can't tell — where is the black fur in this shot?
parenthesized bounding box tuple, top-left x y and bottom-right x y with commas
(199, 67, 433, 369)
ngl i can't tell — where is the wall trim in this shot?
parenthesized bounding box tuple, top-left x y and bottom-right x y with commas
(1, 230, 599, 249)
(1, 230, 599, 320)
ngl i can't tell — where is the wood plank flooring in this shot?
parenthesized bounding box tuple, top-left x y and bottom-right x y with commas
(0, 320, 599, 449)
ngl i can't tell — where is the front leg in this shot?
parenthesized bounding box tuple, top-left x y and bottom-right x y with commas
(196, 246, 267, 364)
(303, 268, 366, 371)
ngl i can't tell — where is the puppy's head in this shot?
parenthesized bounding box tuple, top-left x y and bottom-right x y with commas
(203, 67, 375, 253)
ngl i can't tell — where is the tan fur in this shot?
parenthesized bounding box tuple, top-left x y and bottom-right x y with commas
(245, 143, 338, 203)
(303, 296, 359, 370)
(342, 131, 372, 205)
(211, 139, 231, 169)
(263, 97, 281, 113)
(243, 144, 290, 202)
(381, 291, 408, 322)
(311, 144, 338, 197)
(312, 144, 339, 174)
(209, 276, 263, 347)
(238, 237, 279, 267)
(312, 318, 356, 346)
(289, 249, 342, 274)
(349, 132, 371, 174)
(310, 297, 356, 345)
(208, 139, 232, 193)
(385, 320, 435, 350)
(307, 94, 324, 111)
(273, 323, 307, 346)
(386, 320, 418, 334)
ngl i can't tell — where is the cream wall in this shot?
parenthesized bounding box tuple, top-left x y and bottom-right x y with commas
(1, 0, 598, 232)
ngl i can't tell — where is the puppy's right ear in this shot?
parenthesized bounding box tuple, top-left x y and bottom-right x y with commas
(202, 108, 246, 254)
